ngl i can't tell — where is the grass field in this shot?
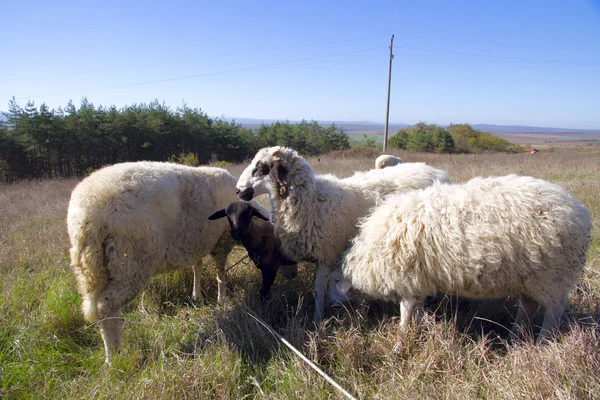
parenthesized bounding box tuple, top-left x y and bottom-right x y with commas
(1, 148, 599, 399)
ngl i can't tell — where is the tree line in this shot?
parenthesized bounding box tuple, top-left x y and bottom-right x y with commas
(388, 122, 516, 153)
(0, 98, 350, 182)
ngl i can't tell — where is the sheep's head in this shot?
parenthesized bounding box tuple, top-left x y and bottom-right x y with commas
(236, 146, 308, 201)
(208, 201, 269, 241)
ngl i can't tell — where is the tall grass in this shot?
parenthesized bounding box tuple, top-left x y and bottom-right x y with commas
(1, 148, 599, 399)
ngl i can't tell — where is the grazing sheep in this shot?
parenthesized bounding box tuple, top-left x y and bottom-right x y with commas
(208, 201, 299, 299)
(375, 154, 404, 169)
(331, 174, 592, 342)
(235, 146, 451, 320)
(67, 161, 239, 363)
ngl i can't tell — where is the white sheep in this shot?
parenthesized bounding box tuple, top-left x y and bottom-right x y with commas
(331, 174, 592, 342)
(67, 161, 239, 363)
(235, 146, 451, 320)
(375, 154, 404, 169)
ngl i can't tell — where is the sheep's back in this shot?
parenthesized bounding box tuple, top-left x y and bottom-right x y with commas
(375, 155, 403, 169)
(68, 162, 237, 269)
(343, 175, 591, 301)
(345, 162, 451, 199)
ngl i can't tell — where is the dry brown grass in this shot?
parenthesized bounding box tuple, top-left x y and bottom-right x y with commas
(1, 150, 599, 399)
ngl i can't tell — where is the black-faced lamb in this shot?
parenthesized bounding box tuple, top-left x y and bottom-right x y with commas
(330, 174, 592, 342)
(235, 146, 451, 320)
(208, 200, 299, 299)
(67, 161, 239, 363)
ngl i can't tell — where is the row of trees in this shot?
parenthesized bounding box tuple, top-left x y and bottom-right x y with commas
(388, 122, 515, 153)
(0, 98, 350, 182)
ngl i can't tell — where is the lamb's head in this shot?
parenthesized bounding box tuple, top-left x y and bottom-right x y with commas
(208, 201, 269, 241)
(236, 146, 312, 201)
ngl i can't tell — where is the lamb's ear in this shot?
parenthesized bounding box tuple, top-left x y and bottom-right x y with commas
(337, 279, 352, 295)
(269, 160, 288, 184)
(208, 209, 227, 220)
(251, 208, 270, 221)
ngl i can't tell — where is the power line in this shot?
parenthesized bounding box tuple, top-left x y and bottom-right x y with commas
(0, 34, 388, 83)
(392, 53, 598, 87)
(2, 55, 379, 104)
(395, 45, 600, 65)
(400, 33, 600, 53)
(4, 46, 387, 100)
(5, 41, 597, 103)
(393, 52, 600, 74)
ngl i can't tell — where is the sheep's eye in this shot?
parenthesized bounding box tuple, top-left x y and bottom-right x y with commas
(252, 162, 269, 177)
(259, 163, 269, 175)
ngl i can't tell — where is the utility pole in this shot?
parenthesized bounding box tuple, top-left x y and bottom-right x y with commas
(383, 34, 394, 152)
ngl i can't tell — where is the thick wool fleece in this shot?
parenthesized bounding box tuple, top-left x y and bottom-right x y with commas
(67, 161, 238, 323)
(375, 154, 404, 169)
(341, 174, 592, 310)
(261, 147, 451, 268)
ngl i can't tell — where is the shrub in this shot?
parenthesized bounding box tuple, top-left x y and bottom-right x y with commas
(389, 123, 455, 153)
(168, 152, 200, 166)
(406, 130, 435, 152)
(388, 130, 409, 149)
(362, 135, 377, 148)
(472, 133, 513, 152)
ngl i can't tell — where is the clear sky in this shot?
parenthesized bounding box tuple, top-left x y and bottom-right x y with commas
(2, 0, 599, 129)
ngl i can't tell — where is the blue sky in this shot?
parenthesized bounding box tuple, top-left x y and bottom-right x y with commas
(1, 0, 599, 129)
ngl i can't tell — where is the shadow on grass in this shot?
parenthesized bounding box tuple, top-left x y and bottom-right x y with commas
(75, 256, 600, 373)
(328, 291, 600, 348)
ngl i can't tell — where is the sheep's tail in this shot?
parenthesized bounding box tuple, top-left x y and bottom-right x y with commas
(70, 232, 109, 323)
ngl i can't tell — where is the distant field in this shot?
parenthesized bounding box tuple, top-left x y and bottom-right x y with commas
(238, 119, 600, 146)
(347, 130, 600, 147)
(492, 131, 600, 145)
(1, 148, 599, 399)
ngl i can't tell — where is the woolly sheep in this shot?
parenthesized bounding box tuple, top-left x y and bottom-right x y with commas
(208, 201, 299, 299)
(331, 174, 592, 342)
(235, 146, 451, 320)
(375, 154, 404, 169)
(68, 161, 239, 363)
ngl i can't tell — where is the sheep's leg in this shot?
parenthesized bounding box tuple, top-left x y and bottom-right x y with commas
(212, 253, 228, 304)
(312, 264, 332, 321)
(98, 309, 123, 365)
(96, 284, 144, 365)
(259, 267, 277, 300)
(210, 232, 235, 304)
(400, 297, 418, 331)
(191, 260, 203, 302)
(95, 239, 154, 364)
(537, 295, 568, 343)
(511, 295, 538, 339)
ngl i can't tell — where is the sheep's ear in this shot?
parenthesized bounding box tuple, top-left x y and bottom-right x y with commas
(337, 279, 352, 295)
(270, 146, 282, 156)
(269, 160, 288, 184)
(251, 208, 270, 221)
(208, 209, 227, 220)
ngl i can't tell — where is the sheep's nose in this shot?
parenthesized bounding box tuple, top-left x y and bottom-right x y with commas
(230, 229, 242, 241)
(235, 188, 240, 195)
(238, 188, 254, 201)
